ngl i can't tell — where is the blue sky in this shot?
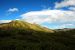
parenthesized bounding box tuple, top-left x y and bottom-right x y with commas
(0, 0, 63, 20)
(0, 0, 75, 29)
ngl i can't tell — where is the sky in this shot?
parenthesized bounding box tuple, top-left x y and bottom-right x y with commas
(0, 0, 75, 29)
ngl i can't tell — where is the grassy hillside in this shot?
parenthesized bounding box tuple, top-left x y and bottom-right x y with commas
(0, 20, 54, 33)
(0, 20, 75, 50)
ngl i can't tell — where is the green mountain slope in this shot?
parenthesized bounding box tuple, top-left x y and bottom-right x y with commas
(0, 20, 75, 50)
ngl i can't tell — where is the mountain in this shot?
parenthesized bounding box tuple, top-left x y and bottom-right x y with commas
(0, 20, 54, 33)
(0, 20, 75, 50)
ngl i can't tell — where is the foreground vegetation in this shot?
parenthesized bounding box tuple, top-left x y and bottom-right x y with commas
(0, 21, 75, 50)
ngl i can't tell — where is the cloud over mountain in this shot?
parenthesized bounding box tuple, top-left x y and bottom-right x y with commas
(20, 9, 75, 23)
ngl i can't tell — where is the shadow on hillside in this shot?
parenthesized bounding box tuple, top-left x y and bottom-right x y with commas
(0, 28, 75, 50)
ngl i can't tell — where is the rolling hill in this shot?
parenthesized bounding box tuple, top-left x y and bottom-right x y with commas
(0, 20, 75, 50)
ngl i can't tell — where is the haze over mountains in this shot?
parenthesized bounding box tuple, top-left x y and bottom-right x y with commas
(0, 20, 75, 50)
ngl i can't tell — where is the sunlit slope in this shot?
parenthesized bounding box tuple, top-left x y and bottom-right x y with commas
(0, 20, 54, 33)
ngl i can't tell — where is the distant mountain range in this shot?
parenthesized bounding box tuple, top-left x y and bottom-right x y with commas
(55, 28, 75, 31)
(0, 20, 75, 50)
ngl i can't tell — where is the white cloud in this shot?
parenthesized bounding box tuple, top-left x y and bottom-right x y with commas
(8, 8, 19, 12)
(59, 24, 75, 28)
(20, 10, 75, 24)
(0, 20, 12, 24)
(55, 0, 75, 8)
